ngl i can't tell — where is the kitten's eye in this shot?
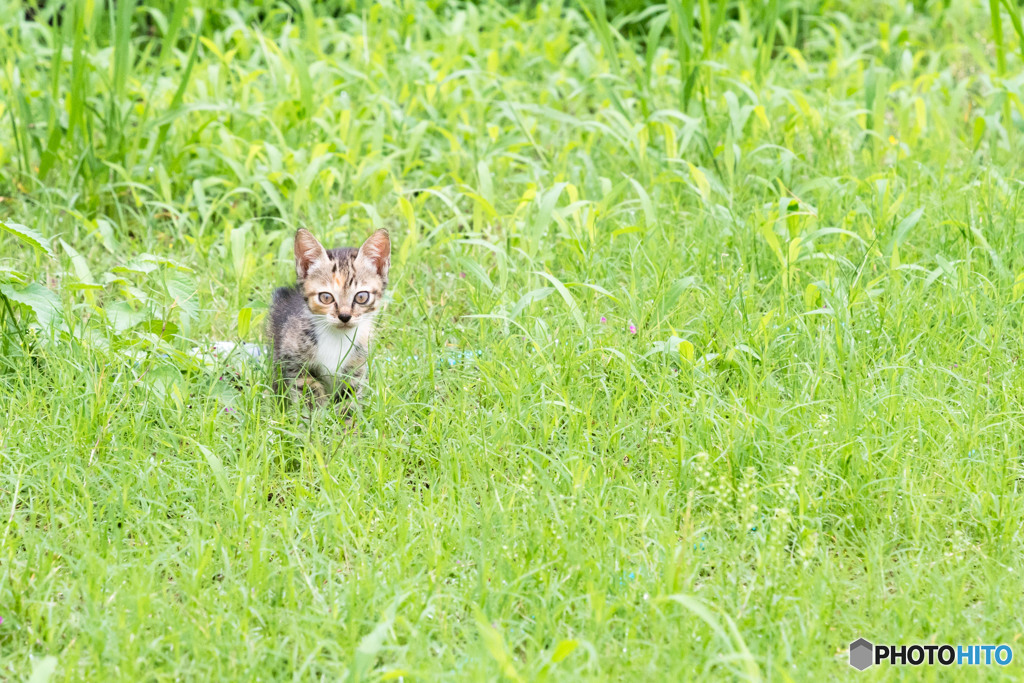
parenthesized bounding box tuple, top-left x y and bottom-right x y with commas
(353, 291, 370, 305)
(318, 292, 334, 305)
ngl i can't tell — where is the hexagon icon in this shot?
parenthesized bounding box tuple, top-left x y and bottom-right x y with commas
(849, 638, 874, 671)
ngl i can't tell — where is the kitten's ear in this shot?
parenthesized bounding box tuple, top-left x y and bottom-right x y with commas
(294, 229, 328, 279)
(357, 229, 390, 278)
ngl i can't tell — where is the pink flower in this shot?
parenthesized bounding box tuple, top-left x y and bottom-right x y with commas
(600, 316, 607, 324)
(629, 323, 637, 334)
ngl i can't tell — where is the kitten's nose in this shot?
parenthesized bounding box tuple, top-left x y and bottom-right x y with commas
(338, 313, 352, 324)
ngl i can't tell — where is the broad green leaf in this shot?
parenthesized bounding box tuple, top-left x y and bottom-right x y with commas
(551, 639, 579, 663)
(787, 235, 803, 265)
(105, 301, 148, 333)
(688, 163, 711, 202)
(1, 220, 52, 257)
(476, 160, 494, 205)
(237, 307, 252, 337)
(94, 218, 119, 253)
(165, 273, 198, 322)
(611, 225, 644, 239)
(890, 208, 924, 254)
(972, 116, 986, 149)
(141, 253, 195, 273)
(138, 319, 179, 339)
(1, 283, 61, 327)
(678, 339, 695, 362)
(27, 655, 58, 683)
(112, 263, 159, 276)
(753, 104, 770, 130)
(757, 220, 784, 268)
(230, 224, 249, 277)
(804, 283, 820, 309)
(60, 239, 99, 286)
(0, 265, 28, 285)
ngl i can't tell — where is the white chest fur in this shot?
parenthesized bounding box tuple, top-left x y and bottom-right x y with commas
(314, 326, 360, 377)
(312, 319, 373, 387)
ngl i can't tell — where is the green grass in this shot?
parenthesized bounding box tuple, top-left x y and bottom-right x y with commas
(3, 0, 1024, 679)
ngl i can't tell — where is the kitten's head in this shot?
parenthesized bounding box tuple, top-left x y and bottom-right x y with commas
(293, 228, 390, 330)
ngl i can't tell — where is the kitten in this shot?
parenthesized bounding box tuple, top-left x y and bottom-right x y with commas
(268, 228, 390, 407)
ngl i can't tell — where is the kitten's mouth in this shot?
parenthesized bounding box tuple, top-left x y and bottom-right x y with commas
(334, 321, 356, 330)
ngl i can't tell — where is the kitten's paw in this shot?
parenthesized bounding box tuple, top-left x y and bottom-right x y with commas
(292, 376, 328, 408)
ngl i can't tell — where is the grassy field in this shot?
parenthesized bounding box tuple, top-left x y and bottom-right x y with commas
(3, 0, 1024, 679)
